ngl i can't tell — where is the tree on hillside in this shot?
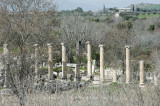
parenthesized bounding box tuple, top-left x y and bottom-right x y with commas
(75, 7, 83, 13)
(136, 7, 141, 11)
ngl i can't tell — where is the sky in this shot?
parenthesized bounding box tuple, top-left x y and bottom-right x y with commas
(55, 0, 160, 11)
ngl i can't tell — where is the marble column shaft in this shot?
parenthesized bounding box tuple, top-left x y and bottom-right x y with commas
(113, 71, 117, 82)
(125, 45, 131, 83)
(61, 43, 67, 78)
(47, 43, 53, 80)
(154, 72, 158, 86)
(99, 44, 105, 82)
(3, 44, 10, 88)
(86, 41, 92, 77)
(34, 44, 39, 81)
(139, 60, 145, 85)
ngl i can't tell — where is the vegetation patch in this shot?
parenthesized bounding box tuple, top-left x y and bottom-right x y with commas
(137, 14, 160, 18)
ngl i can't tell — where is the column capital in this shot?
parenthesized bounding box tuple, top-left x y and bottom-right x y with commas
(3, 44, 8, 48)
(99, 44, 105, 48)
(34, 44, 39, 47)
(86, 41, 91, 44)
(125, 45, 131, 48)
(47, 43, 53, 46)
(139, 60, 144, 63)
(61, 43, 67, 46)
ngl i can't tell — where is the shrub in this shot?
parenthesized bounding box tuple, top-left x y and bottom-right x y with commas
(92, 18, 100, 22)
(127, 21, 133, 29)
(148, 24, 155, 31)
(122, 15, 133, 20)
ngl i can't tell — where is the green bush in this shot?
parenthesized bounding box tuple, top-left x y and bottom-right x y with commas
(127, 21, 133, 29)
(148, 24, 155, 31)
(122, 15, 133, 20)
(92, 18, 100, 22)
(39, 67, 62, 75)
(80, 67, 87, 72)
(39, 67, 48, 75)
(82, 56, 87, 64)
(0, 47, 3, 53)
(53, 67, 62, 72)
(117, 21, 133, 29)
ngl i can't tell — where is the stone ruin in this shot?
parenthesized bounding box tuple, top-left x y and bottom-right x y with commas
(0, 42, 159, 95)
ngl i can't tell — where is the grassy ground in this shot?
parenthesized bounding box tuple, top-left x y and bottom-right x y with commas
(142, 4, 160, 10)
(137, 14, 160, 18)
(0, 83, 160, 106)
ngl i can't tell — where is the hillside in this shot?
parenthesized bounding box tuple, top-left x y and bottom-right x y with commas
(128, 3, 160, 10)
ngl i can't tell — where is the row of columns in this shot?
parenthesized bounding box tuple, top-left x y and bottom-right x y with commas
(2, 42, 159, 88)
(125, 46, 145, 85)
(34, 43, 67, 81)
(86, 42, 147, 84)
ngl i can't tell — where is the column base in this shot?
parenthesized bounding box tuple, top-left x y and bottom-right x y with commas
(74, 76, 81, 82)
(112, 81, 117, 83)
(62, 76, 67, 80)
(100, 80, 105, 84)
(139, 83, 145, 87)
(87, 75, 94, 80)
(126, 81, 131, 84)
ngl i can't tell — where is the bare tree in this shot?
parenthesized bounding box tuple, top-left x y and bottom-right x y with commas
(0, 0, 58, 105)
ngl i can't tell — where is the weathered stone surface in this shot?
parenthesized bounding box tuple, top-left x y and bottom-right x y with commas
(139, 60, 145, 85)
(3, 44, 10, 88)
(113, 71, 117, 82)
(125, 45, 131, 84)
(34, 44, 39, 82)
(99, 44, 105, 82)
(67, 74, 73, 81)
(43, 80, 85, 94)
(94, 76, 100, 81)
(0, 54, 4, 87)
(95, 69, 99, 73)
(1, 88, 13, 96)
(81, 76, 91, 81)
(53, 72, 58, 77)
(92, 59, 97, 74)
(47, 43, 53, 81)
(86, 41, 92, 77)
(61, 43, 67, 79)
(59, 72, 62, 78)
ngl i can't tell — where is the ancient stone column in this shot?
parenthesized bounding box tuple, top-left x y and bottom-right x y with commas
(86, 41, 92, 77)
(3, 44, 10, 88)
(125, 45, 131, 84)
(34, 44, 39, 81)
(61, 43, 67, 79)
(76, 41, 82, 64)
(92, 59, 96, 74)
(76, 41, 81, 56)
(47, 43, 53, 80)
(113, 71, 117, 82)
(74, 64, 80, 81)
(139, 60, 145, 85)
(99, 44, 105, 82)
(154, 72, 158, 86)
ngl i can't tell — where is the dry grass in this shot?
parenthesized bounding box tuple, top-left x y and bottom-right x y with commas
(0, 83, 160, 106)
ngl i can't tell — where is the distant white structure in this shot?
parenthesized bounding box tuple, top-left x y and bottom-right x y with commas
(115, 12, 120, 17)
(117, 8, 132, 12)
